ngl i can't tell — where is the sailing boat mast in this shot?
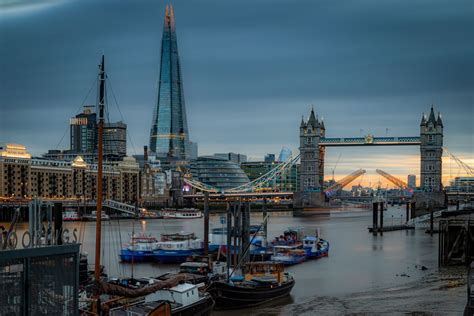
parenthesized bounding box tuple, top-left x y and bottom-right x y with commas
(95, 55, 106, 282)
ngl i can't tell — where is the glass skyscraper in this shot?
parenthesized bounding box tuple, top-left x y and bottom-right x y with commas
(149, 4, 189, 161)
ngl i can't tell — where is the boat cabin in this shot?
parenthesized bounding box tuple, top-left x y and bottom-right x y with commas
(244, 262, 285, 283)
(144, 282, 200, 307)
(303, 236, 319, 251)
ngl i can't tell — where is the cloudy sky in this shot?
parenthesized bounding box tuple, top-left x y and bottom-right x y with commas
(1, 0, 473, 187)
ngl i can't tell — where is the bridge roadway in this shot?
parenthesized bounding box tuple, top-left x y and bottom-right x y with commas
(183, 192, 294, 199)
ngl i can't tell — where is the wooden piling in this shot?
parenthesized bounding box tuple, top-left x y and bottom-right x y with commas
(430, 205, 434, 236)
(226, 203, 232, 280)
(372, 202, 378, 236)
(379, 202, 384, 236)
(406, 202, 410, 223)
(203, 192, 209, 255)
(411, 202, 416, 219)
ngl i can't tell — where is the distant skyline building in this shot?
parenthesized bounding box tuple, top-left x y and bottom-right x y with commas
(214, 152, 247, 164)
(407, 174, 416, 188)
(45, 105, 127, 162)
(190, 156, 249, 191)
(149, 4, 191, 163)
(70, 105, 97, 153)
(264, 154, 275, 163)
(278, 147, 292, 162)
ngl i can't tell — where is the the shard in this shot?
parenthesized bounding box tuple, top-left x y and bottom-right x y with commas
(149, 4, 189, 161)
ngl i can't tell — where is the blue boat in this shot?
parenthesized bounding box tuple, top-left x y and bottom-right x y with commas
(270, 244, 306, 265)
(119, 233, 160, 262)
(303, 236, 329, 259)
(153, 232, 204, 263)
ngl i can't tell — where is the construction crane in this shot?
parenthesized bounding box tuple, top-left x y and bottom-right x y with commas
(325, 169, 366, 196)
(375, 169, 408, 190)
(331, 153, 342, 181)
(443, 147, 473, 176)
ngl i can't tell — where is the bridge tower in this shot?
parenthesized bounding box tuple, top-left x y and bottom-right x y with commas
(294, 108, 327, 210)
(299, 108, 325, 191)
(420, 106, 443, 192)
(414, 106, 446, 209)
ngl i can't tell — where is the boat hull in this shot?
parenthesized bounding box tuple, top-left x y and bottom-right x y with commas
(119, 249, 154, 262)
(153, 249, 204, 263)
(208, 279, 295, 310)
(171, 294, 215, 316)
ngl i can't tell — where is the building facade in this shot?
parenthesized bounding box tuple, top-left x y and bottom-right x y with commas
(149, 4, 191, 162)
(104, 121, 127, 158)
(0, 144, 139, 203)
(447, 177, 474, 193)
(420, 107, 443, 192)
(189, 156, 249, 191)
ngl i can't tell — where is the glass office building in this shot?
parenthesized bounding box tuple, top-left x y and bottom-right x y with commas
(149, 4, 189, 161)
(190, 156, 250, 191)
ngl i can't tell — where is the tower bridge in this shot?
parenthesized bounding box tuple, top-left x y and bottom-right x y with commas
(295, 106, 444, 210)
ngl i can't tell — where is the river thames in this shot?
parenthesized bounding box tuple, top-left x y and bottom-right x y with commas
(14, 205, 465, 314)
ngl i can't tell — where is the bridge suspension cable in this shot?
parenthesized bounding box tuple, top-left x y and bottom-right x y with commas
(183, 153, 301, 194)
(443, 147, 473, 176)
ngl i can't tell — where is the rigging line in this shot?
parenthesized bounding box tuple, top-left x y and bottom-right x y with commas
(54, 77, 99, 150)
(107, 75, 138, 156)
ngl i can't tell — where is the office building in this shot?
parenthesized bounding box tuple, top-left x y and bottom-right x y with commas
(213, 152, 247, 164)
(149, 5, 191, 163)
(189, 156, 249, 191)
(407, 174, 416, 189)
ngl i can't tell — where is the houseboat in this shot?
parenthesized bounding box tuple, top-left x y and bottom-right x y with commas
(153, 232, 204, 263)
(208, 262, 295, 309)
(119, 233, 160, 262)
(81, 211, 110, 221)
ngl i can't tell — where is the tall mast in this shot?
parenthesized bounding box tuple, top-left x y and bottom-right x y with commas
(95, 55, 106, 282)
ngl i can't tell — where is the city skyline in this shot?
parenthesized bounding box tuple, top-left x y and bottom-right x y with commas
(1, 0, 472, 187)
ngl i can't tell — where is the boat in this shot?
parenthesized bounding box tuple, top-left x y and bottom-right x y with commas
(161, 208, 202, 219)
(270, 244, 306, 265)
(139, 208, 162, 219)
(108, 280, 215, 316)
(157, 256, 227, 287)
(153, 232, 204, 263)
(120, 233, 160, 262)
(82, 210, 110, 221)
(208, 262, 295, 309)
(303, 236, 330, 259)
(270, 227, 305, 247)
(62, 210, 80, 221)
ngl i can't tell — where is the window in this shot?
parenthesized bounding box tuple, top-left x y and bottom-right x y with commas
(428, 135, 434, 142)
(306, 137, 313, 145)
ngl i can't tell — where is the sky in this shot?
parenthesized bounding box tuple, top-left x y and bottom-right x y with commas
(1, 0, 473, 188)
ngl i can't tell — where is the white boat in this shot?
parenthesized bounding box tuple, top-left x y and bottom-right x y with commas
(62, 210, 80, 221)
(120, 233, 160, 262)
(161, 208, 202, 219)
(82, 211, 110, 221)
(153, 232, 204, 263)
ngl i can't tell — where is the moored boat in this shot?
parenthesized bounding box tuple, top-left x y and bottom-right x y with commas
(82, 210, 110, 221)
(303, 236, 330, 259)
(270, 244, 306, 265)
(153, 232, 204, 263)
(62, 210, 81, 221)
(120, 233, 160, 262)
(208, 262, 295, 309)
(161, 208, 202, 219)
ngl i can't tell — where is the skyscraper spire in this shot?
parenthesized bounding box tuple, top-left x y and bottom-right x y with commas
(149, 4, 189, 161)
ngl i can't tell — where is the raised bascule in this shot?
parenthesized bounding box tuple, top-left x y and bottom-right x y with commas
(294, 106, 445, 210)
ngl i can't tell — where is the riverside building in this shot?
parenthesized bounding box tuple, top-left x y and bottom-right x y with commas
(0, 143, 139, 203)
